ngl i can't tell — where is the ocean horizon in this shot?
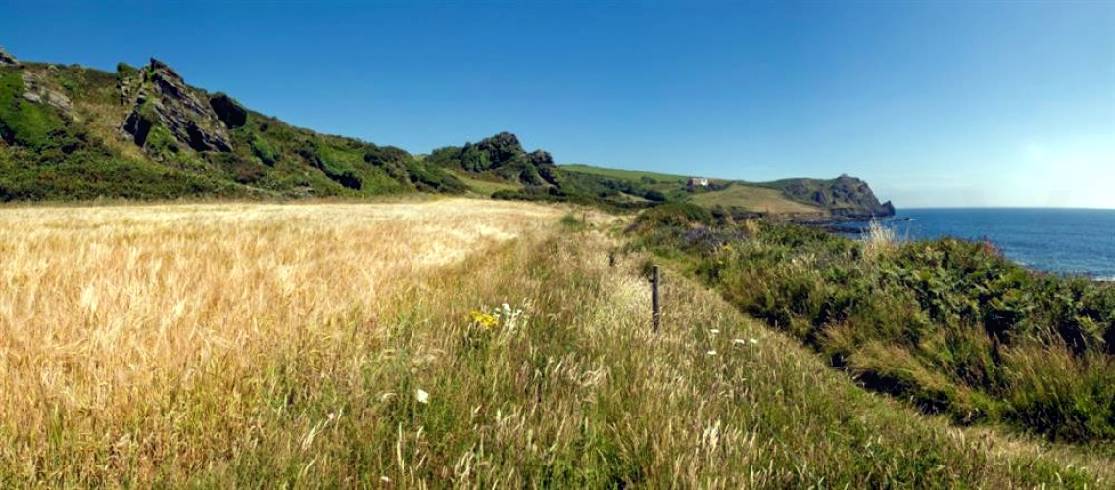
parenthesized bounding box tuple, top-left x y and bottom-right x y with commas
(866, 207, 1115, 280)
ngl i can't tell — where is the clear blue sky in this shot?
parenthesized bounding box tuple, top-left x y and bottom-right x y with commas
(2, 1, 1112, 208)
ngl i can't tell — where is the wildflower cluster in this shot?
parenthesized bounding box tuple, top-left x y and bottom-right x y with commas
(467, 302, 526, 335)
(469, 310, 499, 330)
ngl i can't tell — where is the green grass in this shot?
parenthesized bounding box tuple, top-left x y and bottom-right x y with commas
(449, 169, 523, 195)
(690, 182, 826, 215)
(560, 163, 690, 184)
(1, 62, 466, 202)
(0, 69, 67, 150)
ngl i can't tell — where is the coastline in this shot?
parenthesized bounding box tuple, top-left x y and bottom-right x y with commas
(812, 209, 1115, 283)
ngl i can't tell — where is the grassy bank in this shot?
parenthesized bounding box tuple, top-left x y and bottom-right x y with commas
(629, 204, 1115, 446)
(0, 201, 1108, 485)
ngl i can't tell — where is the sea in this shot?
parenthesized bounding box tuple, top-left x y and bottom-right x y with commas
(844, 208, 1115, 280)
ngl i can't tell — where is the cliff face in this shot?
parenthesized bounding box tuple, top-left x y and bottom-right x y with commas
(120, 59, 233, 153)
(770, 174, 895, 219)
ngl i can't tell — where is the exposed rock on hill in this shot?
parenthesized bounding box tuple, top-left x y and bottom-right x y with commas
(771, 174, 895, 218)
(427, 131, 561, 187)
(20, 71, 73, 116)
(121, 58, 232, 152)
(0, 47, 19, 67)
(0, 50, 465, 201)
(209, 93, 247, 129)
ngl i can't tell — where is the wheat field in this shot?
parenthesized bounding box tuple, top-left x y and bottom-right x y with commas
(0, 199, 1107, 487)
(0, 198, 564, 484)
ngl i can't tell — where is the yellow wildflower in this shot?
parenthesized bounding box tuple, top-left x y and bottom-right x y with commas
(469, 310, 499, 330)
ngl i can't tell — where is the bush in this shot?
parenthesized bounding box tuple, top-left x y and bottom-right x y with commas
(635, 202, 713, 228)
(250, 134, 279, 165)
(630, 218, 1115, 443)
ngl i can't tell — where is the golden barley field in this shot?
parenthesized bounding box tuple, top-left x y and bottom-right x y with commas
(0, 198, 563, 484)
(0, 199, 1108, 487)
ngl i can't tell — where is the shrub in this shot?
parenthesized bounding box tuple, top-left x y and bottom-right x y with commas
(250, 134, 279, 165)
(630, 218, 1115, 442)
(635, 202, 713, 228)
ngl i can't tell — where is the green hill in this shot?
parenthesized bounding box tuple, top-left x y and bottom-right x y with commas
(0, 47, 894, 218)
(561, 164, 894, 218)
(560, 163, 689, 183)
(690, 182, 824, 215)
(0, 53, 464, 201)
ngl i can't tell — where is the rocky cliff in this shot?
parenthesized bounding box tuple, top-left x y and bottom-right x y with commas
(120, 59, 233, 153)
(766, 174, 895, 218)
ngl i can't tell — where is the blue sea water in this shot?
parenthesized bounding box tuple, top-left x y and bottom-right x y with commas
(860, 208, 1115, 280)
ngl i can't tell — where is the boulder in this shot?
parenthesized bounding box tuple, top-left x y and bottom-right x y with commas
(209, 93, 247, 128)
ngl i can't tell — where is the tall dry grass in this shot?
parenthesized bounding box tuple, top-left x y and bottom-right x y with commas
(0, 199, 1106, 486)
(0, 199, 560, 484)
(862, 219, 897, 260)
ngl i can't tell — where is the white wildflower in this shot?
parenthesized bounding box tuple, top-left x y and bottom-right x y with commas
(415, 388, 430, 404)
(709, 329, 720, 335)
(706, 350, 717, 356)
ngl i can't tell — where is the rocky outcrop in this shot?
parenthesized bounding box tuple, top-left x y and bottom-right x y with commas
(528, 149, 554, 166)
(428, 131, 561, 187)
(779, 174, 895, 218)
(20, 72, 73, 117)
(473, 131, 524, 165)
(120, 58, 233, 152)
(0, 47, 19, 67)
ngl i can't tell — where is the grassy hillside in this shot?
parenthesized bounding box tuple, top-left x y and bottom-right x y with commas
(561, 163, 689, 183)
(760, 174, 896, 217)
(690, 182, 824, 215)
(447, 169, 523, 195)
(630, 204, 1115, 446)
(425, 136, 673, 209)
(0, 57, 464, 201)
(0, 200, 1108, 486)
(0, 48, 894, 215)
(561, 164, 892, 218)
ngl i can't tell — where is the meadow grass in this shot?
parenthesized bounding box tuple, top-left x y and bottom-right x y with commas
(689, 183, 824, 216)
(560, 164, 690, 184)
(447, 170, 524, 196)
(0, 200, 1108, 486)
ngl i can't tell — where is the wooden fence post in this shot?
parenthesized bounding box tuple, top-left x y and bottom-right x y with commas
(651, 265, 661, 332)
